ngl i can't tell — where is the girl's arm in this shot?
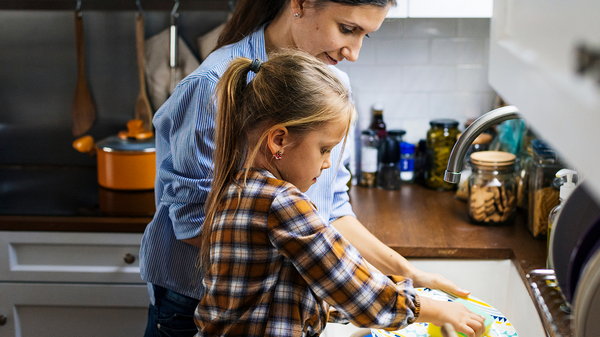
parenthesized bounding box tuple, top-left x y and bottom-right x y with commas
(332, 215, 470, 298)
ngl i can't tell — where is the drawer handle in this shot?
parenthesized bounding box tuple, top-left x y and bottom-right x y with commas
(0, 315, 7, 326)
(123, 253, 136, 264)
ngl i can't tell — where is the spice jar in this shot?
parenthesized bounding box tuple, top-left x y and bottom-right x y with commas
(425, 119, 460, 190)
(527, 139, 562, 237)
(360, 129, 378, 187)
(468, 151, 517, 225)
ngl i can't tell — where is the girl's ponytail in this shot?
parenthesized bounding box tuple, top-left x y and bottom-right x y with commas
(199, 58, 253, 275)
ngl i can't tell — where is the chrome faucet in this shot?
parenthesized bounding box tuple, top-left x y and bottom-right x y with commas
(444, 105, 521, 183)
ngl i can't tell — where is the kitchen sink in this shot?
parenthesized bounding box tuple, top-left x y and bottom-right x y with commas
(322, 259, 546, 337)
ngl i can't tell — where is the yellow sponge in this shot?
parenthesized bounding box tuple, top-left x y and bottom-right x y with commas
(427, 298, 494, 337)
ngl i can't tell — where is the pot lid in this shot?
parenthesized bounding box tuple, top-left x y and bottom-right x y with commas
(96, 135, 155, 153)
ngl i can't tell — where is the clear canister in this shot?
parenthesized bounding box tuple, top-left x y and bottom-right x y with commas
(360, 129, 378, 187)
(425, 119, 459, 190)
(468, 151, 517, 225)
(527, 139, 562, 237)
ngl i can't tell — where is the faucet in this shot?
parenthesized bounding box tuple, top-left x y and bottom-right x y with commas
(444, 105, 521, 183)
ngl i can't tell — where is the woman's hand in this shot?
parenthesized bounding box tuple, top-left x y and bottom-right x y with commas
(417, 296, 486, 337)
(409, 268, 471, 298)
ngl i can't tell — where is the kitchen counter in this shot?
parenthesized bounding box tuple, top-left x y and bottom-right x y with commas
(0, 167, 547, 276)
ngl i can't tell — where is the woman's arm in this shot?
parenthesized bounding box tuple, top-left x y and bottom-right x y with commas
(331, 215, 470, 298)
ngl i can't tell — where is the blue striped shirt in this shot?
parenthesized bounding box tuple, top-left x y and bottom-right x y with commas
(139, 26, 355, 299)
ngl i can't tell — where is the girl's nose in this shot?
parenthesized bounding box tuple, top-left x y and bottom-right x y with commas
(322, 157, 332, 170)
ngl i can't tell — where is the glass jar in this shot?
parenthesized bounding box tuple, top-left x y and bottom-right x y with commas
(468, 151, 517, 226)
(456, 133, 492, 200)
(527, 139, 562, 237)
(425, 119, 460, 190)
(360, 129, 378, 187)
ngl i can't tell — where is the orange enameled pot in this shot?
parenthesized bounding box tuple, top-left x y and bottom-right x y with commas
(73, 120, 156, 191)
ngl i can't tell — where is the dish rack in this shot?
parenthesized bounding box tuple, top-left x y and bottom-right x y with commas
(526, 269, 573, 337)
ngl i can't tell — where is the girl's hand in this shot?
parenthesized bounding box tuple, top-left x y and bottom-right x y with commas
(417, 296, 486, 337)
(409, 269, 471, 298)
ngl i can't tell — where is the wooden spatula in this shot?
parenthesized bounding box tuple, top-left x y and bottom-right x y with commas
(135, 12, 153, 132)
(72, 10, 96, 137)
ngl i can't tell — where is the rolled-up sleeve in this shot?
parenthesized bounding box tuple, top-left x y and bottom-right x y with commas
(267, 188, 419, 330)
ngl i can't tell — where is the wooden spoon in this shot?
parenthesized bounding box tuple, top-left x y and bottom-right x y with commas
(72, 10, 96, 137)
(134, 12, 153, 132)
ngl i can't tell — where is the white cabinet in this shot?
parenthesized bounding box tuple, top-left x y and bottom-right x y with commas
(489, 0, 600, 203)
(387, 0, 493, 18)
(0, 231, 148, 337)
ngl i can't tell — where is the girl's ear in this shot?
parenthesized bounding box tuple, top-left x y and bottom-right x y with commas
(266, 126, 289, 156)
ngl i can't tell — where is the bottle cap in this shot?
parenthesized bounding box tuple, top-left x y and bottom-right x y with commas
(372, 103, 384, 112)
(388, 129, 406, 138)
(556, 169, 578, 200)
(400, 141, 416, 154)
(379, 137, 400, 164)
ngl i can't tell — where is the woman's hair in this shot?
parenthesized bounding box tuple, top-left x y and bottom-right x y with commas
(199, 49, 355, 274)
(216, 0, 396, 49)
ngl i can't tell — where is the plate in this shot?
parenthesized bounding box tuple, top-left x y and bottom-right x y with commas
(550, 183, 600, 302)
(567, 217, 600, 302)
(573, 248, 600, 337)
(371, 288, 518, 337)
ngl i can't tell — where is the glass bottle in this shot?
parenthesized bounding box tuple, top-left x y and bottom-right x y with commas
(369, 104, 387, 139)
(425, 119, 460, 190)
(360, 129, 378, 187)
(399, 142, 416, 183)
(468, 151, 517, 226)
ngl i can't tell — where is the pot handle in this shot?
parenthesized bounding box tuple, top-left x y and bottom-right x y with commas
(72, 135, 96, 154)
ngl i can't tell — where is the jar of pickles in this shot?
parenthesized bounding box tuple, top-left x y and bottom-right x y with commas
(468, 151, 517, 225)
(425, 119, 459, 190)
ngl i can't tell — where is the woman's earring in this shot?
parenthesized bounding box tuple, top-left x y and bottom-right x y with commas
(273, 151, 284, 160)
(293, 12, 301, 18)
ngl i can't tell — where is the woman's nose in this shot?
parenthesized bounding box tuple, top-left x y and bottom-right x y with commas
(341, 39, 362, 62)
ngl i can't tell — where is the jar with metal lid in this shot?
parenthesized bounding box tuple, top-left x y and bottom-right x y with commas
(468, 151, 517, 225)
(425, 118, 460, 190)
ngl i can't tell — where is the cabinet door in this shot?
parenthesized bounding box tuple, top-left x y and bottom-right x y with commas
(408, 0, 493, 17)
(0, 283, 149, 337)
(0, 231, 143, 283)
(489, 0, 600, 203)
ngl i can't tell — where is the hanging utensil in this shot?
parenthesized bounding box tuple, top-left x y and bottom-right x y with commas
(169, 0, 181, 93)
(72, 0, 96, 137)
(134, 0, 153, 132)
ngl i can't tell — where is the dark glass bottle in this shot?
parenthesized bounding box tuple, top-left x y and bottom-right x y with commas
(369, 104, 387, 139)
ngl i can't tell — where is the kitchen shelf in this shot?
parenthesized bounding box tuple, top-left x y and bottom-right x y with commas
(526, 269, 573, 337)
(0, 0, 229, 11)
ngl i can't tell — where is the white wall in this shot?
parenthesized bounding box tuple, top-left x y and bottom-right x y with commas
(338, 18, 496, 144)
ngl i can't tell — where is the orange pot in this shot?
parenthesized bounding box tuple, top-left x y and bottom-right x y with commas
(73, 119, 156, 191)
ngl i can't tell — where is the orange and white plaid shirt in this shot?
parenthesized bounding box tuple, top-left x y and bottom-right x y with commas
(195, 169, 419, 337)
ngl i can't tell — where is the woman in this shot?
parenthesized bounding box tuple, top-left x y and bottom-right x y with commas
(140, 1, 471, 336)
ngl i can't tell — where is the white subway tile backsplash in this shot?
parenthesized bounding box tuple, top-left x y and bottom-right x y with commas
(342, 18, 495, 148)
(402, 65, 456, 91)
(401, 18, 458, 38)
(375, 38, 429, 65)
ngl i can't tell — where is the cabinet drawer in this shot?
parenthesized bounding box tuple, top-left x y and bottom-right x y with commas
(0, 282, 148, 337)
(0, 231, 143, 283)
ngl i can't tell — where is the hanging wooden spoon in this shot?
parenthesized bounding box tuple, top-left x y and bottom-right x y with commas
(134, 12, 153, 132)
(72, 9, 96, 137)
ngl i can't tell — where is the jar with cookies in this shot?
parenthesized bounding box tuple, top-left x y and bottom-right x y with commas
(468, 151, 517, 226)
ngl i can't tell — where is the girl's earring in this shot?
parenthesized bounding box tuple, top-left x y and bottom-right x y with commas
(273, 151, 284, 160)
(293, 12, 301, 18)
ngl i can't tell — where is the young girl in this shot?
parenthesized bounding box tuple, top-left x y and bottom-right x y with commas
(195, 50, 485, 337)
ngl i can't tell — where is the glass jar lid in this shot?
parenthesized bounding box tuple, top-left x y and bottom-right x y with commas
(470, 151, 516, 167)
(361, 129, 377, 136)
(429, 118, 459, 128)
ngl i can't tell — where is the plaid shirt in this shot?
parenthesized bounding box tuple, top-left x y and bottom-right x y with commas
(195, 169, 420, 337)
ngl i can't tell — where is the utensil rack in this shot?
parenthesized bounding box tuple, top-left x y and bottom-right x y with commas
(526, 269, 573, 337)
(0, 0, 228, 11)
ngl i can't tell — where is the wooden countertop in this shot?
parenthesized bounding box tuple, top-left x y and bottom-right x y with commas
(0, 183, 546, 275)
(350, 185, 547, 277)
